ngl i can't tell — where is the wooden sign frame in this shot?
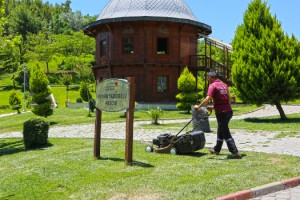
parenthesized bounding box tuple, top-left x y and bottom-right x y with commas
(94, 77, 135, 166)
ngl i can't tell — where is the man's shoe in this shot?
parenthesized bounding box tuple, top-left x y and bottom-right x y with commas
(227, 152, 242, 159)
(209, 148, 219, 155)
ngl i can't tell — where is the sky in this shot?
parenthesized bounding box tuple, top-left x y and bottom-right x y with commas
(42, 0, 300, 44)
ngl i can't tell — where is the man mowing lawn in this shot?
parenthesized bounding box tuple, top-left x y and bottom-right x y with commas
(195, 71, 241, 159)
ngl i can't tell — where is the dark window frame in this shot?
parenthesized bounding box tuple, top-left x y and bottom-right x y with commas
(100, 40, 107, 57)
(157, 76, 168, 93)
(157, 38, 169, 55)
(122, 37, 135, 54)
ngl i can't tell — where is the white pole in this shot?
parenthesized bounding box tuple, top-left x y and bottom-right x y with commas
(23, 69, 26, 112)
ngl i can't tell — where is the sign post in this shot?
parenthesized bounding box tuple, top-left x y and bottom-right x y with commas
(94, 108, 101, 159)
(94, 78, 134, 165)
(125, 77, 135, 165)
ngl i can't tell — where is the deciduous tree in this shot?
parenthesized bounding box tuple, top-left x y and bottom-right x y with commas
(0, 35, 21, 75)
(26, 32, 55, 73)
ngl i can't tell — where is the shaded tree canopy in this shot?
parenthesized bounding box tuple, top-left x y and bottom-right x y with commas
(231, 0, 300, 119)
(0, 0, 96, 82)
(0, 35, 22, 75)
(0, 0, 4, 34)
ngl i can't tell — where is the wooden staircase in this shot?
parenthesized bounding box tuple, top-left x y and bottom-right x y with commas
(190, 37, 233, 87)
(191, 55, 233, 86)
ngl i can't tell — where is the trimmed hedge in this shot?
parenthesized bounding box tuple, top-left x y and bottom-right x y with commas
(23, 118, 49, 149)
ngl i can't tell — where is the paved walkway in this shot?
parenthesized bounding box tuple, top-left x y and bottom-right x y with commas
(1, 104, 300, 199)
(251, 185, 300, 200)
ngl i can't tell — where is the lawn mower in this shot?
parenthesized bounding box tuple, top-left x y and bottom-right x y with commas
(145, 107, 211, 155)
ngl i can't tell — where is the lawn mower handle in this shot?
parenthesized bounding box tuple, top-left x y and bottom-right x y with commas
(176, 107, 211, 137)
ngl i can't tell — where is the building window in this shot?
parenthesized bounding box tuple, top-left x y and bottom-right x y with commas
(157, 76, 168, 92)
(100, 40, 107, 57)
(123, 37, 134, 54)
(157, 38, 168, 55)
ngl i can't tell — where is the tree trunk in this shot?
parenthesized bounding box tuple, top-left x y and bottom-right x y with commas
(46, 62, 49, 74)
(274, 101, 287, 120)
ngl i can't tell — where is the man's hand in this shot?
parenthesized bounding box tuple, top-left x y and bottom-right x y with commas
(194, 105, 201, 110)
(206, 105, 214, 111)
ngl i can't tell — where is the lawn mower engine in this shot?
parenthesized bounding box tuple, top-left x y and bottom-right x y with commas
(150, 131, 205, 154)
(152, 133, 174, 148)
(146, 107, 209, 155)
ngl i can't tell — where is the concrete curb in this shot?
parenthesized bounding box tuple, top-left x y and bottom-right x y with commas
(216, 176, 300, 200)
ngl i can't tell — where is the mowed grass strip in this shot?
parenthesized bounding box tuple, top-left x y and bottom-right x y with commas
(1, 138, 300, 200)
(139, 113, 300, 133)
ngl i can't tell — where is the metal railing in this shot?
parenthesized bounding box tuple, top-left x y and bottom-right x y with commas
(191, 55, 232, 85)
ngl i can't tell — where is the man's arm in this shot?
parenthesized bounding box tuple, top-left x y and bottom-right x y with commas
(194, 95, 212, 110)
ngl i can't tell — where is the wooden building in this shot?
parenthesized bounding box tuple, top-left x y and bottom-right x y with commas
(84, 0, 219, 102)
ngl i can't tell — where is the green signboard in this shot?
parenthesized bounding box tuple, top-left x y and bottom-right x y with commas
(96, 78, 130, 112)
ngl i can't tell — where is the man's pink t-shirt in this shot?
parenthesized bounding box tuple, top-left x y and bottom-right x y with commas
(207, 80, 232, 114)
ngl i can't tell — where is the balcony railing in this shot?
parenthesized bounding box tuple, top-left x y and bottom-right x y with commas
(191, 55, 232, 85)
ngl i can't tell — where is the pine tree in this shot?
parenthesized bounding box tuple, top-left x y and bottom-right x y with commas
(176, 66, 198, 113)
(231, 0, 300, 119)
(79, 81, 91, 102)
(30, 64, 53, 118)
(9, 92, 22, 114)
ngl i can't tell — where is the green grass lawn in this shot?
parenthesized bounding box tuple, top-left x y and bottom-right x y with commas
(1, 138, 300, 200)
(51, 85, 96, 108)
(228, 113, 300, 131)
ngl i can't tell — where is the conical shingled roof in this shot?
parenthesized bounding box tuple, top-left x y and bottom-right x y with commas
(98, 0, 197, 22)
(83, 0, 211, 35)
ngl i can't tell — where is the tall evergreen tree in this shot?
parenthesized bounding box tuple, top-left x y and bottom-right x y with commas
(8, 4, 43, 40)
(176, 66, 198, 113)
(30, 64, 53, 118)
(231, 0, 300, 119)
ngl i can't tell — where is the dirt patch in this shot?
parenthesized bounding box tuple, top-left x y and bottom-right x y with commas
(268, 157, 282, 164)
(108, 192, 163, 200)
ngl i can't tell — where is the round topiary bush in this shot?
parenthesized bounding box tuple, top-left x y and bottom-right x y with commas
(23, 118, 49, 149)
(76, 98, 83, 103)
